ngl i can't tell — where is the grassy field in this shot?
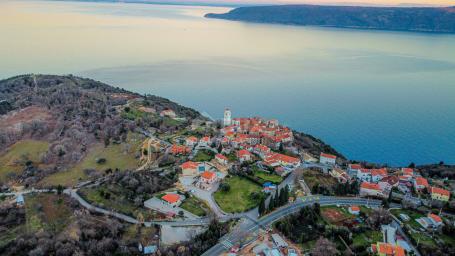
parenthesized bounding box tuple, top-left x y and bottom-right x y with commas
(41, 133, 142, 187)
(193, 150, 214, 162)
(214, 176, 263, 213)
(351, 230, 383, 248)
(25, 193, 73, 234)
(0, 140, 50, 182)
(180, 196, 209, 216)
(79, 185, 158, 220)
(253, 168, 283, 184)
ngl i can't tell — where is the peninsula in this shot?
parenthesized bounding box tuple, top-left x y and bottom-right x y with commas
(205, 5, 455, 33)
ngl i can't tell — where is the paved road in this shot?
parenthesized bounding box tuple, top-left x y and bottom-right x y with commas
(202, 196, 383, 256)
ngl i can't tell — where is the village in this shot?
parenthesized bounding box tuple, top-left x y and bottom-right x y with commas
(2, 102, 455, 256)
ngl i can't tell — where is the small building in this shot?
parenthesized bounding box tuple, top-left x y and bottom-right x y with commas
(360, 182, 386, 198)
(170, 144, 190, 155)
(185, 136, 198, 147)
(348, 206, 360, 215)
(357, 169, 372, 182)
(253, 144, 271, 159)
(416, 213, 444, 230)
(430, 186, 450, 202)
(215, 153, 228, 165)
(180, 161, 199, 176)
(161, 193, 182, 207)
(371, 242, 405, 256)
(371, 168, 388, 183)
(399, 214, 410, 222)
(263, 182, 277, 193)
(413, 177, 429, 191)
(401, 168, 414, 177)
(319, 153, 336, 165)
(271, 233, 288, 248)
(237, 149, 252, 162)
(348, 163, 362, 177)
(199, 136, 211, 147)
(200, 171, 217, 184)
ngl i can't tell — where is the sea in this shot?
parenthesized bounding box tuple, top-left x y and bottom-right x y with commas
(1, 0, 455, 166)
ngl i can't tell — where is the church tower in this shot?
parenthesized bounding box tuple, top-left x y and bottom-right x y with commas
(223, 108, 232, 126)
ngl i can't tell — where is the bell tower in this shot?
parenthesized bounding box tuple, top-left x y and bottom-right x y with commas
(223, 108, 232, 126)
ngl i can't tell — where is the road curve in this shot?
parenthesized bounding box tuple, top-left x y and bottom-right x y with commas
(202, 196, 382, 256)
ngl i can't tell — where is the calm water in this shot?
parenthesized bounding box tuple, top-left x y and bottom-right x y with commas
(1, 1, 455, 166)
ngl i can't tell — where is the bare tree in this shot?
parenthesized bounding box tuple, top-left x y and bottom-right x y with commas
(311, 237, 338, 256)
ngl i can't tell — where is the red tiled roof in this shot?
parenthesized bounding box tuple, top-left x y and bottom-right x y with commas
(415, 177, 429, 187)
(428, 213, 442, 223)
(186, 136, 198, 142)
(371, 168, 387, 177)
(376, 243, 405, 256)
(320, 153, 336, 159)
(361, 182, 381, 191)
(201, 171, 216, 180)
(349, 164, 362, 170)
(216, 154, 228, 161)
(237, 149, 252, 157)
(181, 161, 198, 169)
(402, 168, 414, 176)
(431, 186, 450, 197)
(350, 206, 360, 212)
(162, 194, 180, 204)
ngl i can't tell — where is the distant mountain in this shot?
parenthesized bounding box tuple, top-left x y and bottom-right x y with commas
(206, 5, 455, 33)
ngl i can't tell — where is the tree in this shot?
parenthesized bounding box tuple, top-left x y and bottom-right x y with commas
(258, 198, 266, 216)
(217, 144, 223, 153)
(311, 237, 338, 256)
(408, 162, 416, 168)
(57, 184, 64, 195)
(275, 189, 280, 207)
(368, 208, 392, 229)
(268, 196, 275, 212)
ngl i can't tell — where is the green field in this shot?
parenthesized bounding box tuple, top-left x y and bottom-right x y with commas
(180, 196, 209, 216)
(193, 150, 214, 162)
(25, 193, 73, 234)
(351, 230, 383, 248)
(0, 140, 50, 182)
(79, 185, 158, 220)
(390, 208, 425, 230)
(41, 133, 142, 187)
(214, 176, 263, 213)
(253, 168, 283, 184)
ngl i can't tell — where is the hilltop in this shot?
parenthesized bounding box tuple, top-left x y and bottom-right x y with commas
(206, 5, 455, 33)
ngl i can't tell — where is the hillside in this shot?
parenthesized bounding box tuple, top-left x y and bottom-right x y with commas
(0, 74, 204, 187)
(205, 5, 455, 33)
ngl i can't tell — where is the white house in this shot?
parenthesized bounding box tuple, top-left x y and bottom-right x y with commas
(360, 182, 386, 198)
(237, 149, 252, 162)
(416, 214, 443, 230)
(371, 168, 388, 182)
(199, 136, 211, 147)
(357, 169, 372, 182)
(185, 136, 198, 147)
(180, 161, 199, 176)
(319, 153, 336, 165)
(161, 194, 182, 207)
(215, 154, 228, 165)
(348, 206, 360, 215)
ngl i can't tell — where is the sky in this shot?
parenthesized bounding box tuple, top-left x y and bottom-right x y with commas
(119, 0, 455, 7)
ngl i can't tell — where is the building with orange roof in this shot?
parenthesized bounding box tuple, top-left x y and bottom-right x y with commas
(170, 144, 190, 155)
(199, 136, 211, 147)
(413, 177, 429, 191)
(200, 171, 217, 184)
(180, 161, 199, 176)
(348, 206, 360, 215)
(253, 144, 271, 159)
(319, 152, 337, 165)
(371, 242, 405, 256)
(237, 149, 252, 162)
(215, 153, 228, 165)
(185, 136, 198, 147)
(401, 168, 414, 176)
(161, 193, 182, 207)
(371, 168, 388, 182)
(360, 182, 386, 198)
(417, 213, 444, 230)
(430, 186, 450, 201)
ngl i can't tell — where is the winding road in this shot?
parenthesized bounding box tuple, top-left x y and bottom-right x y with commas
(202, 196, 383, 256)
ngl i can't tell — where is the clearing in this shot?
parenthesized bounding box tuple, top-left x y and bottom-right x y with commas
(41, 133, 143, 187)
(180, 195, 210, 217)
(0, 140, 50, 182)
(214, 176, 263, 213)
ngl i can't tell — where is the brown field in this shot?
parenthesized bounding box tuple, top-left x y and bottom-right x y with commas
(0, 106, 55, 131)
(321, 207, 351, 224)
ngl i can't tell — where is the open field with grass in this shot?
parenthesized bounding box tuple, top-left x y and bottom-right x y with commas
(351, 230, 383, 248)
(303, 169, 337, 189)
(214, 176, 263, 213)
(180, 196, 210, 216)
(25, 193, 73, 234)
(79, 185, 160, 220)
(253, 169, 283, 184)
(41, 133, 142, 187)
(321, 206, 353, 224)
(193, 150, 215, 162)
(0, 140, 49, 182)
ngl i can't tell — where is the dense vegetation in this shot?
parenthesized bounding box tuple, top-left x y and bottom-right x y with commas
(206, 5, 455, 33)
